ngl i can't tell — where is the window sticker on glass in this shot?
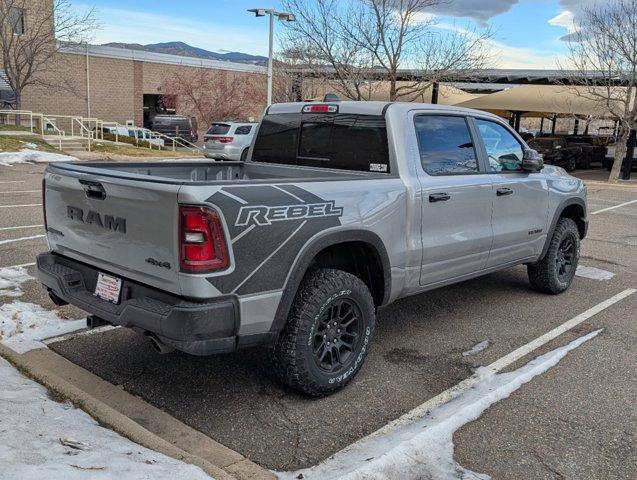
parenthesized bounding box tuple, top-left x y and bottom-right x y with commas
(369, 163, 388, 172)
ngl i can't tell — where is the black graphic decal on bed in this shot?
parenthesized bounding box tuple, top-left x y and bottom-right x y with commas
(205, 185, 342, 295)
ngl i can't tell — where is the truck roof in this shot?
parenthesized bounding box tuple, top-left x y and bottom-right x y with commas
(267, 101, 502, 120)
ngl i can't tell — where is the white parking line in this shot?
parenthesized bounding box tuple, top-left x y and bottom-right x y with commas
(591, 199, 637, 215)
(0, 224, 43, 231)
(43, 325, 120, 345)
(0, 190, 40, 194)
(0, 235, 46, 246)
(0, 181, 25, 184)
(312, 288, 635, 466)
(0, 203, 42, 208)
(2, 262, 36, 269)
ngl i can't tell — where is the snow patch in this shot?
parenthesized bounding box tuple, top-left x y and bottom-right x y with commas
(575, 265, 614, 281)
(0, 149, 78, 166)
(20, 141, 39, 150)
(0, 301, 85, 353)
(462, 340, 489, 357)
(278, 329, 602, 480)
(0, 357, 212, 479)
(0, 266, 33, 297)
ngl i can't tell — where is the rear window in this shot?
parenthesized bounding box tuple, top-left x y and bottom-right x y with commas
(252, 113, 390, 173)
(207, 123, 231, 135)
(234, 125, 253, 135)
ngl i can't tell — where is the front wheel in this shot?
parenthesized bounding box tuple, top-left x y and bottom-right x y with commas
(272, 268, 375, 397)
(528, 217, 580, 294)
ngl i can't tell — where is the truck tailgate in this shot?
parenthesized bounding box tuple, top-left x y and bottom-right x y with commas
(44, 167, 182, 295)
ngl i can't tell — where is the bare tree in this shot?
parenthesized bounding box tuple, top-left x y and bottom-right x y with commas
(0, 0, 96, 110)
(161, 69, 267, 127)
(564, 0, 637, 181)
(282, 0, 491, 101)
(281, 0, 379, 100)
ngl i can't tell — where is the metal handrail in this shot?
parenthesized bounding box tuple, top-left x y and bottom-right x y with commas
(72, 117, 94, 152)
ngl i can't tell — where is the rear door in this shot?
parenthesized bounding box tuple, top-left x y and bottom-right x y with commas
(414, 114, 494, 286)
(44, 167, 182, 294)
(473, 118, 549, 267)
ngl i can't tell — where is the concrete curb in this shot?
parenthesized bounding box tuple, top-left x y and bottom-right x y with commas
(0, 344, 274, 480)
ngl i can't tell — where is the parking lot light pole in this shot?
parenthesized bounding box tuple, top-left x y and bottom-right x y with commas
(248, 8, 295, 106)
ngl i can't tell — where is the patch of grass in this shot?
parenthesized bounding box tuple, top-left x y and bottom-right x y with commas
(0, 136, 60, 153)
(91, 142, 199, 158)
(0, 124, 40, 133)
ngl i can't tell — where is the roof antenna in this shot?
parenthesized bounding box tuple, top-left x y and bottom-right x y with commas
(323, 92, 340, 102)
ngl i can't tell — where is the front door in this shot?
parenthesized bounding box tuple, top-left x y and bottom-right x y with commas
(414, 114, 494, 286)
(473, 118, 549, 267)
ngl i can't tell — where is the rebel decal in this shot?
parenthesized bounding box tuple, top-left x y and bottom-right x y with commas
(204, 184, 343, 296)
(235, 201, 343, 227)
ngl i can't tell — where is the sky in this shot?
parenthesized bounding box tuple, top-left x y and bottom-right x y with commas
(70, 0, 596, 69)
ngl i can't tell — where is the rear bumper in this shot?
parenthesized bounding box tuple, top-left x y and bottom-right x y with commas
(203, 144, 242, 160)
(36, 252, 239, 355)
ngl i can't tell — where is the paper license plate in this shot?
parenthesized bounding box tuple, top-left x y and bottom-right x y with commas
(94, 272, 122, 304)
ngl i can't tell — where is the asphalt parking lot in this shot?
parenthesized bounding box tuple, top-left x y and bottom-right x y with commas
(1, 161, 636, 478)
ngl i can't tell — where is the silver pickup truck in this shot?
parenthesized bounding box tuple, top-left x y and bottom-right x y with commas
(37, 102, 587, 396)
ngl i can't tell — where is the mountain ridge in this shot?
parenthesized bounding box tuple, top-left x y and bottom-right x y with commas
(100, 41, 267, 65)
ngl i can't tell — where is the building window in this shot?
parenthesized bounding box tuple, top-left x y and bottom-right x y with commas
(10, 8, 25, 35)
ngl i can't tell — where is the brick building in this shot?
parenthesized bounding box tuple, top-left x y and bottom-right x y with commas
(1, 0, 267, 129)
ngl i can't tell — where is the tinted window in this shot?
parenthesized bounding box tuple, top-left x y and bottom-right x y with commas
(234, 125, 253, 135)
(252, 113, 390, 173)
(297, 114, 389, 172)
(476, 119, 524, 172)
(251, 114, 300, 165)
(414, 115, 478, 175)
(207, 123, 230, 135)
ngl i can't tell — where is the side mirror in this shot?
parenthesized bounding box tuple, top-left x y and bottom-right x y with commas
(522, 149, 544, 172)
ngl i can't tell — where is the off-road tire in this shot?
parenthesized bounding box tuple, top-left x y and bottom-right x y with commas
(528, 217, 580, 294)
(272, 268, 375, 397)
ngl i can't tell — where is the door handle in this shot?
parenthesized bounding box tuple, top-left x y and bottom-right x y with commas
(496, 188, 513, 197)
(429, 192, 451, 203)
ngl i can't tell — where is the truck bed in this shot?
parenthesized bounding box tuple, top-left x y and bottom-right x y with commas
(50, 161, 385, 184)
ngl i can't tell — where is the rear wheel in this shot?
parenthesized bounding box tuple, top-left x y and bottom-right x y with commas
(565, 155, 577, 172)
(272, 268, 375, 397)
(528, 217, 580, 294)
(240, 149, 248, 162)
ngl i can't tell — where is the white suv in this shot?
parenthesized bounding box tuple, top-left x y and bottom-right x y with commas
(203, 122, 258, 161)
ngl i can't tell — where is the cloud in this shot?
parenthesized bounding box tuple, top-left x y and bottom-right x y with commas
(424, 0, 519, 26)
(548, 11, 576, 33)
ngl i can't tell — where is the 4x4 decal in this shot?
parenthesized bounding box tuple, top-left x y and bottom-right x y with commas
(235, 201, 343, 227)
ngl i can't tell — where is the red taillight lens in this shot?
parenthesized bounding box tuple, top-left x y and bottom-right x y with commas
(42, 178, 47, 231)
(216, 136, 234, 144)
(179, 206, 229, 273)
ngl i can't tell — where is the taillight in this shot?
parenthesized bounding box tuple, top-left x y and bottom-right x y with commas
(42, 178, 47, 232)
(216, 136, 234, 144)
(203, 135, 211, 142)
(179, 206, 229, 273)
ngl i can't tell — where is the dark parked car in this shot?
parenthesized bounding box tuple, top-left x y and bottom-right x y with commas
(150, 115, 198, 144)
(527, 137, 581, 172)
(563, 135, 608, 168)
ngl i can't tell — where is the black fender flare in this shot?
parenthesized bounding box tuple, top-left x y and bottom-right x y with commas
(538, 197, 588, 261)
(267, 228, 392, 337)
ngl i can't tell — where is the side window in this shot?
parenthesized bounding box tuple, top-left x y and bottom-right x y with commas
(414, 115, 478, 175)
(475, 119, 524, 172)
(234, 125, 253, 135)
